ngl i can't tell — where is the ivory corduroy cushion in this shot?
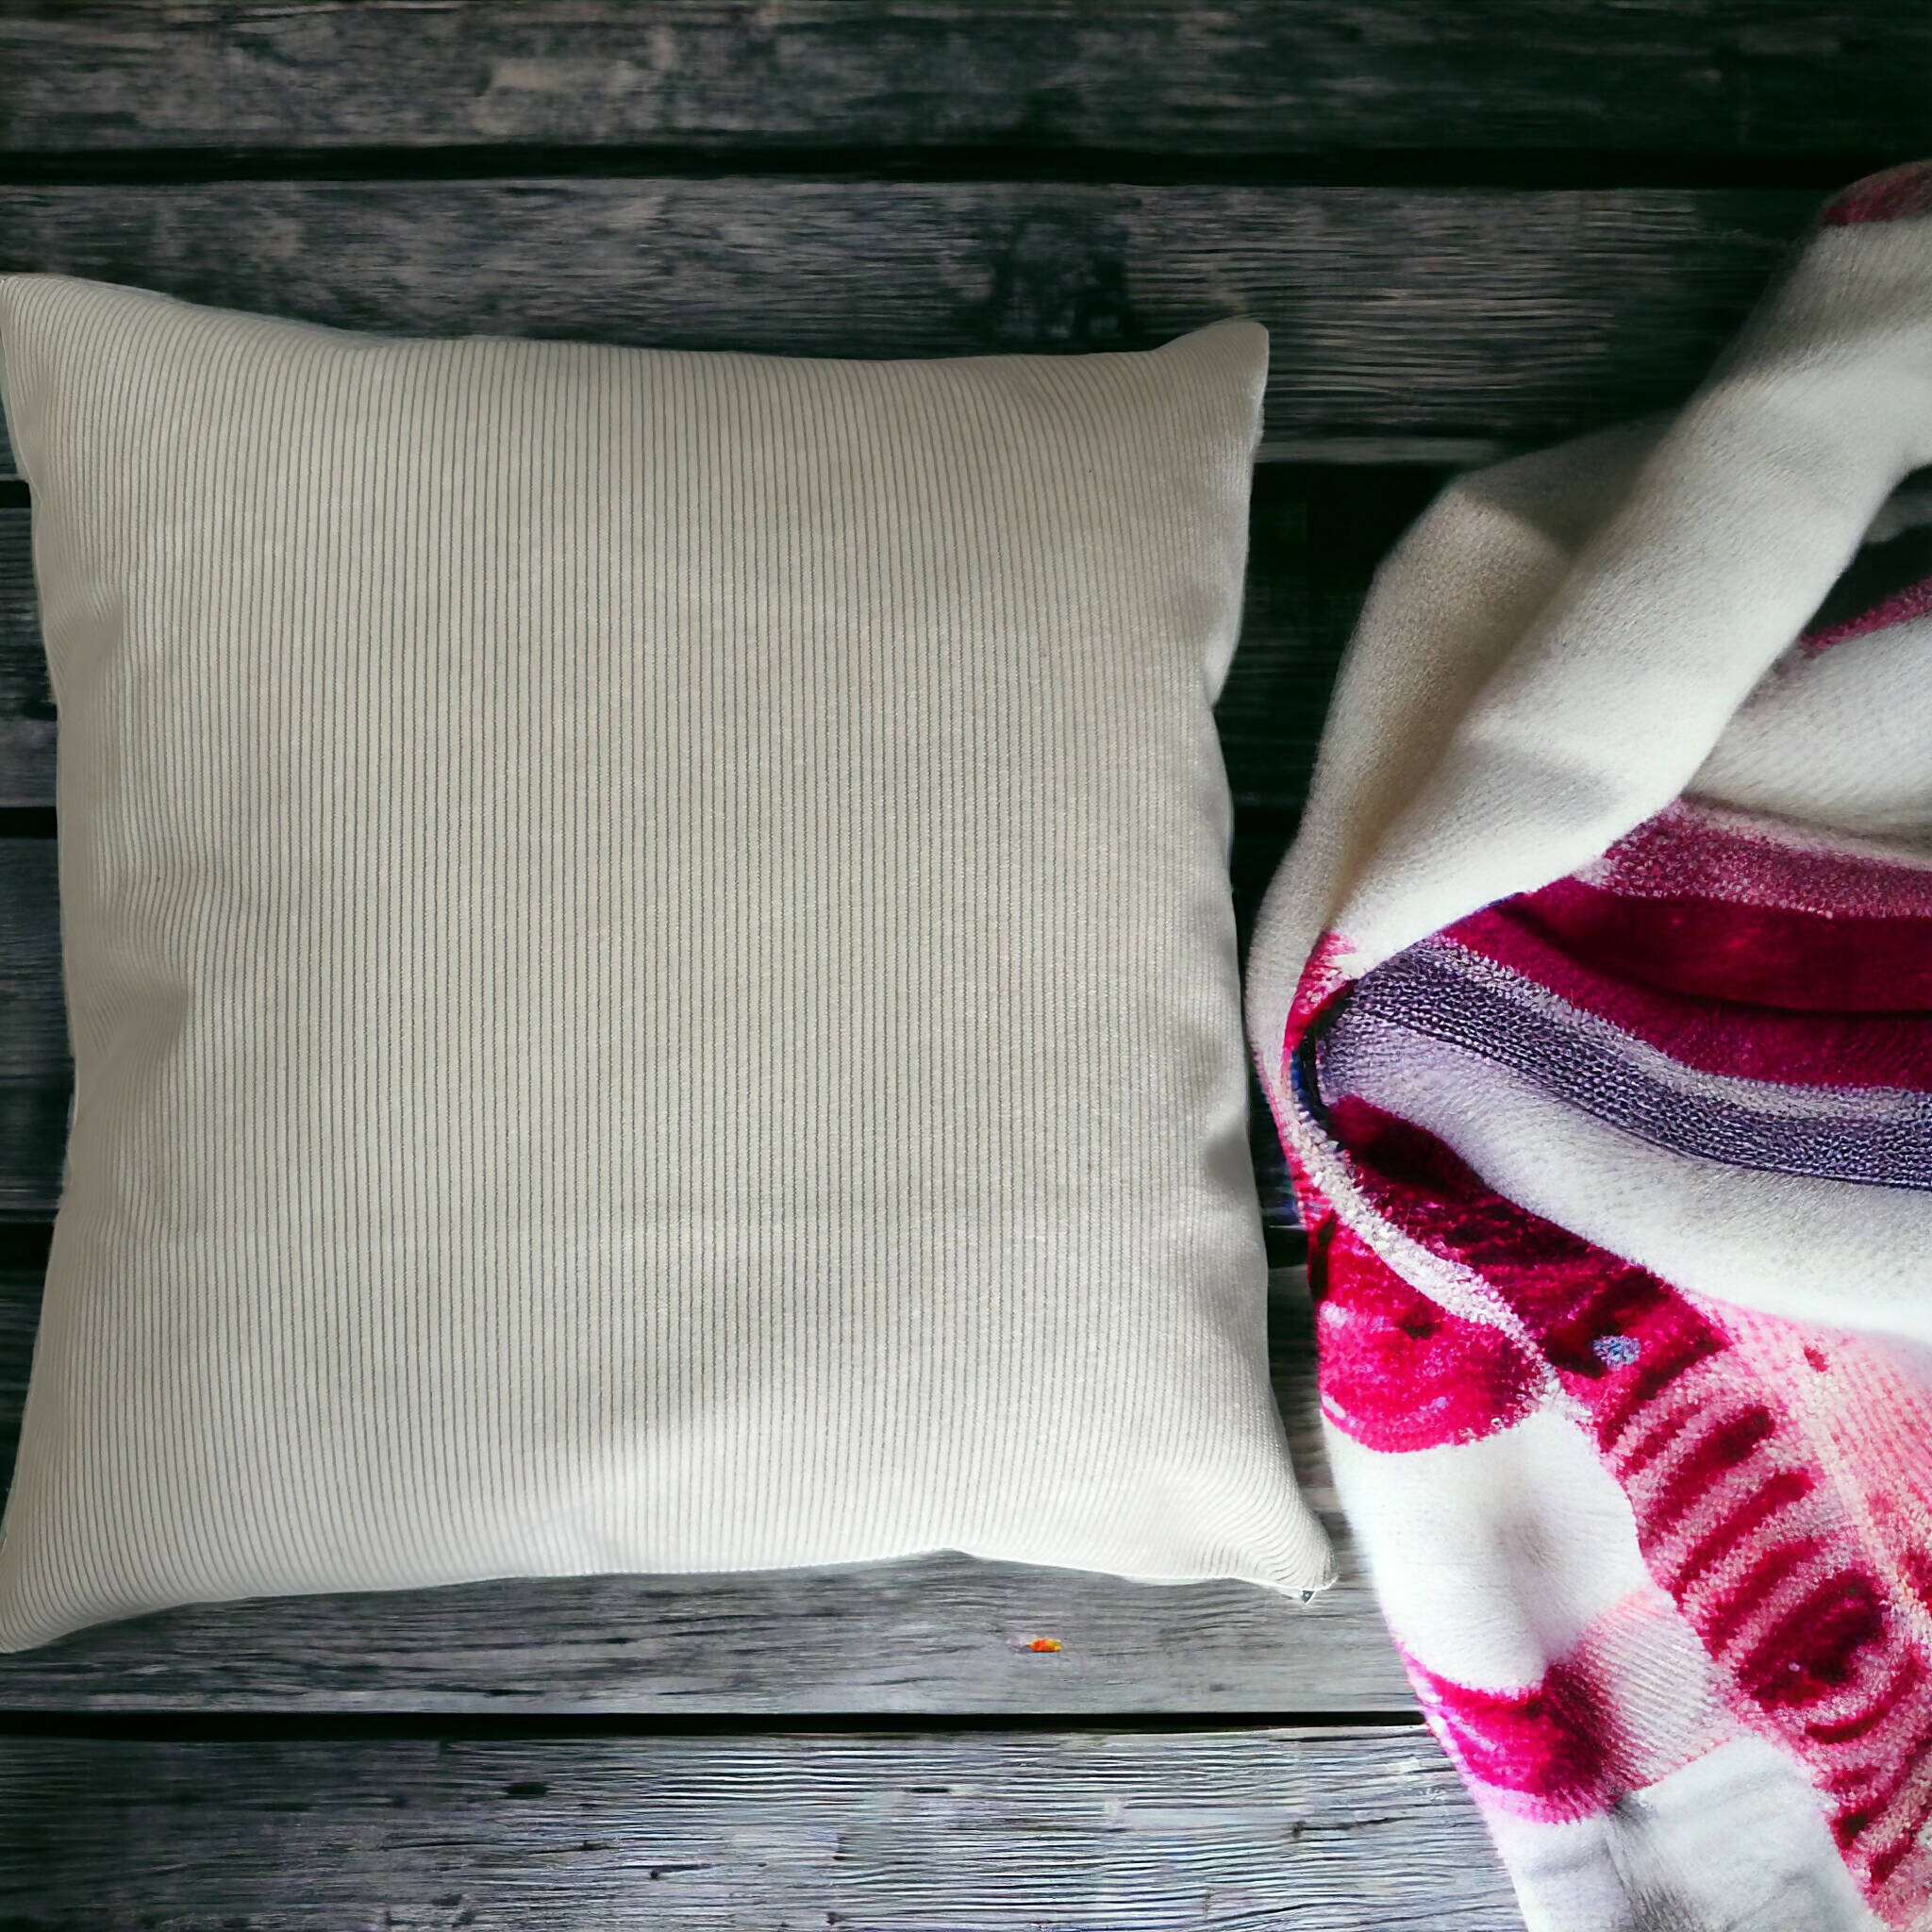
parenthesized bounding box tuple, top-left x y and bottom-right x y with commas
(0, 273, 1333, 1653)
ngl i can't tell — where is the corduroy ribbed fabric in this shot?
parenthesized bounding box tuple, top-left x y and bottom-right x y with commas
(0, 274, 1333, 1652)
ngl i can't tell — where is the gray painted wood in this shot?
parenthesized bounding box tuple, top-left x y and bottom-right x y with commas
(0, 0, 1925, 160)
(0, 1084, 64, 1218)
(0, 841, 65, 1220)
(0, 509, 57, 808)
(0, 1245, 39, 1492)
(0, 1267, 1415, 1713)
(0, 181, 1818, 446)
(0, 1727, 1519, 1930)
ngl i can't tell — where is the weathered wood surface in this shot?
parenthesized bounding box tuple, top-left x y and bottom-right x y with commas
(0, 841, 61, 1083)
(0, 0, 1925, 163)
(0, 834, 62, 1216)
(0, 1085, 62, 1222)
(0, 508, 54, 808)
(0, 1265, 1409, 1712)
(0, 182, 1816, 449)
(0, 1725, 1517, 1931)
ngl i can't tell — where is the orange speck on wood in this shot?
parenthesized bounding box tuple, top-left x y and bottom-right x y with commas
(1028, 1638, 1062, 1653)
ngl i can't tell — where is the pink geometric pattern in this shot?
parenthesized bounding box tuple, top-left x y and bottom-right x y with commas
(1276, 756, 1932, 1926)
(1257, 158, 1932, 1927)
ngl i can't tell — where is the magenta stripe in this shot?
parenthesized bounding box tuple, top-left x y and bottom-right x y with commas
(1446, 904, 1932, 1091)
(1518, 874, 1932, 1012)
(1587, 803, 1932, 921)
(1820, 160, 1932, 225)
(1803, 572, 1932, 653)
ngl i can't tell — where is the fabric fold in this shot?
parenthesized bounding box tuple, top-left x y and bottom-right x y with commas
(1246, 160, 1932, 1930)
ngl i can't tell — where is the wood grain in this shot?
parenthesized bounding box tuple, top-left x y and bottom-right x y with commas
(0, 181, 1817, 451)
(0, 5, 1857, 1919)
(0, 1266, 1412, 1713)
(0, 840, 59, 1084)
(0, 1726, 1518, 1931)
(0, 508, 57, 809)
(0, 831, 63, 1216)
(0, 0, 1925, 161)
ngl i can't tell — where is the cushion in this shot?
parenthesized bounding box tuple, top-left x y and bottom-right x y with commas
(0, 273, 1332, 1653)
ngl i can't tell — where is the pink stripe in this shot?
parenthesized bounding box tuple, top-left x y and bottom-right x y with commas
(1803, 572, 1932, 653)
(1309, 1212, 1541, 1452)
(1324, 1097, 1932, 1904)
(1820, 161, 1932, 226)
(1516, 874, 1932, 1011)
(1407, 1653, 1613, 1822)
(1447, 901, 1932, 1091)
(1403, 1592, 1734, 1825)
(1582, 802, 1932, 921)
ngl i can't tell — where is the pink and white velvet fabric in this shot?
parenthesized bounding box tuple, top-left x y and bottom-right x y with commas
(1246, 163, 1932, 1930)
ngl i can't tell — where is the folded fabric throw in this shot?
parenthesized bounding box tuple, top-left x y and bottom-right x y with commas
(1245, 161, 1932, 1931)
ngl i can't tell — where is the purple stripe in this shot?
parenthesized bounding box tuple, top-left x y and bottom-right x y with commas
(1318, 946, 1932, 1192)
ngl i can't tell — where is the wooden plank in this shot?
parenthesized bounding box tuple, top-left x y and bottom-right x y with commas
(0, 1234, 41, 1493)
(0, 1266, 1411, 1713)
(0, 507, 56, 804)
(0, 1084, 64, 1220)
(0, 1726, 1517, 1930)
(0, 0, 1925, 160)
(0, 181, 1817, 450)
(1220, 466, 1451, 817)
(0, 844, 65, 1227)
